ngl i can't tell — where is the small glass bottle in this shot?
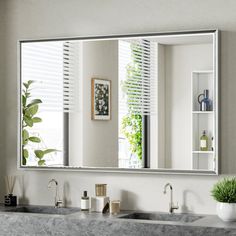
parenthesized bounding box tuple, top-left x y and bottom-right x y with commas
(81, 191, 89, 211)
(200, 130, 208, 151)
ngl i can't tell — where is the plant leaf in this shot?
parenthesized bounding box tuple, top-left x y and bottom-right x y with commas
(23, 149, 29, 159)
(25, 92, 30, 98)
(27, 99, 42, 108)
(22, 139, 28, 145)
(43, 149, 58, 155)
(22, 157, 27, 165)
(22, 129, 29, 141)
(38, 160, 45, 166)
(32, 117, 42, 123)
(27, 80, 34, 86)
(28, 136, 41, 143)
(23, 82, 29, 89)
(23, 116, 33, 127)
(26, 104, 38, 116)
(22, 95, 26, 107)
(23, 80, 34, 89)
(34, 150, 44, 159)
(22, 129, 29, 145)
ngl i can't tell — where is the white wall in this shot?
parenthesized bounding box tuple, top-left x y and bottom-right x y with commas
(1, 0, 236, 214)
(164, 43, 213, 169)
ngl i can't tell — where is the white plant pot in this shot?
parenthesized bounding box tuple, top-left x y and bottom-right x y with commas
(216, 202, 236, 222)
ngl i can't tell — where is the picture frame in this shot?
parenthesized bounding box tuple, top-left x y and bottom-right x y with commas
(91, 78, 111, 120)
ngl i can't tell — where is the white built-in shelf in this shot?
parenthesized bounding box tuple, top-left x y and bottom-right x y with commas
(192, 70, 214, 74)
(192, 111, 214, 114)
(191, 68, 217, 171)
(192, 151, 214, 154)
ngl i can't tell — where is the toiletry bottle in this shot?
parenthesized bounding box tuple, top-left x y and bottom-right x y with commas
(81, 191, 90, 211)
(200, 130, 208, 151)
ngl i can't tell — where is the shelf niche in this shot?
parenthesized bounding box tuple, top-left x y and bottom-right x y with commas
(191, 71, 215, 171)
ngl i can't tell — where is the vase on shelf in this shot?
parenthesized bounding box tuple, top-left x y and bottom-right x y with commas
(198, 89, 212, 111)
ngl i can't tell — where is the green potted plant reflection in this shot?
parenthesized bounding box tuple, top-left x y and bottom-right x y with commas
(22, 80, 57, 166)
(121, 43, 143, 161)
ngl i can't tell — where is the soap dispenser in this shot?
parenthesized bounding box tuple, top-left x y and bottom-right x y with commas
(81, 191, 90, 211)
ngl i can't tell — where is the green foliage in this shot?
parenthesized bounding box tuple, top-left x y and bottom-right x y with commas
(211, 178, 236, 203)
(34, 149, 58, 159)
(121, 114, 142, 160)
(121, 43, 143, 160)
(28, 137, 41, 143)
(22, 149, 29, 165)
(32, 117, 42, 123)
(22, 80, 57, 166)
(34, 150, 44, 159)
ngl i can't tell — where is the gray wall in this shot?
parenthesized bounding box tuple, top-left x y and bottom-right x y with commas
(1, 0, 236, 213)
(82, 40, 118, 167)
(0, 0, 6, 199)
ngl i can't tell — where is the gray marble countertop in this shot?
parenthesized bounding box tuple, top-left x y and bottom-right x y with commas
(0, 204, 236, 235)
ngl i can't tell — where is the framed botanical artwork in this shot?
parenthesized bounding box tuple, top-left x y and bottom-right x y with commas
(91, 78, 111, 120)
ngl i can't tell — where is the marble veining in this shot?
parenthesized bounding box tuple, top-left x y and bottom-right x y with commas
(0, 205, 236, 236)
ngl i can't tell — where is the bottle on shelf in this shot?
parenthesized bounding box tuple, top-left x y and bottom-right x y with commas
(197, 89, 212, 111)
(200, 130, 208, 151)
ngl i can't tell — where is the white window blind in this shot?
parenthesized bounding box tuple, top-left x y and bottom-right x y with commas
(21, 41, 80, 112)
(119, 39, 157, 115)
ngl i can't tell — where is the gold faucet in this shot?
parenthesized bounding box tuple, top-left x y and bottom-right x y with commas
(163, 183, 179, 213)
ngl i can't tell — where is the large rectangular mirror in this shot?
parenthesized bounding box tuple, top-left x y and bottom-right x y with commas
(18, 30, 219, 174)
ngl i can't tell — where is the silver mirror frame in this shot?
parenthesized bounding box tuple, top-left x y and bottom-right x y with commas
(17, 29, 219, 175)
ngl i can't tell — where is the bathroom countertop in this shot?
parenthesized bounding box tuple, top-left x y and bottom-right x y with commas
(0, 205, 236, 236)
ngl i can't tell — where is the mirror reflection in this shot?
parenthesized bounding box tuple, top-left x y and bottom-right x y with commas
(20, 31, 218, 172)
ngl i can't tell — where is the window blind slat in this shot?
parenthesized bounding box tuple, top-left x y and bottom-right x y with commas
(119, 39, 157, 115)
(22, 41, 80, 113)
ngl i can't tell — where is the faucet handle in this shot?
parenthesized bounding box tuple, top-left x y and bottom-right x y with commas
(169, 201, 179, 213)
(173, 202, 179, 210)
(55, 200, 63, 208)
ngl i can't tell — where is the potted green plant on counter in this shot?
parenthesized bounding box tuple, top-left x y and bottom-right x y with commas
(211, 177, 236, 221)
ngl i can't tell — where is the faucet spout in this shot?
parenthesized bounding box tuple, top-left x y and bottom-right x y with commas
(163, 183, 172, 194)
(163, 183, 178, 213)
(48, 179, 58, 188)
(48, 179, 62, 208)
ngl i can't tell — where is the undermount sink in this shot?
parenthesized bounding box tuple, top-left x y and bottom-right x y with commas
(4, 205, 80, 215)
(119, 212, 203, 223)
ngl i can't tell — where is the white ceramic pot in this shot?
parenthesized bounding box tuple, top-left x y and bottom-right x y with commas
(216, 202, 236, 222)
